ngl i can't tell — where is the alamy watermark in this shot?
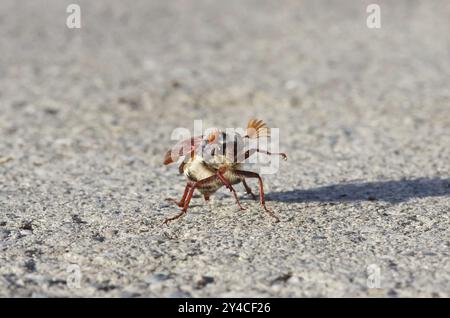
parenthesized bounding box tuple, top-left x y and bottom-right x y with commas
(167, 120, 284, 175)
(366, 264, 381, 289)
(366, 4, 381, 29)
(66, 264, 82, 289)
(64, 4, 382, 30)
(66, 4, 81, 29)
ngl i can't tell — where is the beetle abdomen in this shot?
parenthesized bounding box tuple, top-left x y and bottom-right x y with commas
(184, 157, 215, 181)
(197, 179, 223, 195)
(183, 157, 243, 195)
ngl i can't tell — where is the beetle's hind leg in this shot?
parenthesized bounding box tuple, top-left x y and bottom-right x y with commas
(235, 170, 280, 222)
(242, 179, 257, 200)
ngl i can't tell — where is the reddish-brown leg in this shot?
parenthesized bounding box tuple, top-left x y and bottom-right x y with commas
(165, 183, 191, 207)
(242, 179, 257, 200)
(203, 194, 210, 201)
(163, 175, 217, 225)
(235, 170, 280, 222)
(178, 161, 186, 174)
(216, 171, 245, 210)
(257, 150, 287, 161)
(238, 149, 287, 162)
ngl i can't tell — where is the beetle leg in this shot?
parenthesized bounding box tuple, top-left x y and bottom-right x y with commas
(216, 171, 245, 210)
(234, 170, 280, 222)
(163, 175, 217, 225)
(242, 179, 257, 200)
(165, 183, 191, 207)
(256, 149, 287, 161)
(178, 161, 186, 174)
(237, 149, 287, 162)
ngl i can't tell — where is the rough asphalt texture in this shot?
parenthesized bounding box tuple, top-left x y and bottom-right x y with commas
(0, 0, 449, 297)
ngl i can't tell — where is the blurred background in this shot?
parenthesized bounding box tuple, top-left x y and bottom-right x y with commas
(0, 0, 449, 297)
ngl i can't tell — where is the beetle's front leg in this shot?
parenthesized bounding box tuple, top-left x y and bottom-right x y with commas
(236, 149, 287, 162)
(216, 170, 245, 211)
(163, 176, 217, 225)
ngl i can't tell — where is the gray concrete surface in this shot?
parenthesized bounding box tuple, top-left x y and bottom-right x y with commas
(0, 0, 449, 297)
